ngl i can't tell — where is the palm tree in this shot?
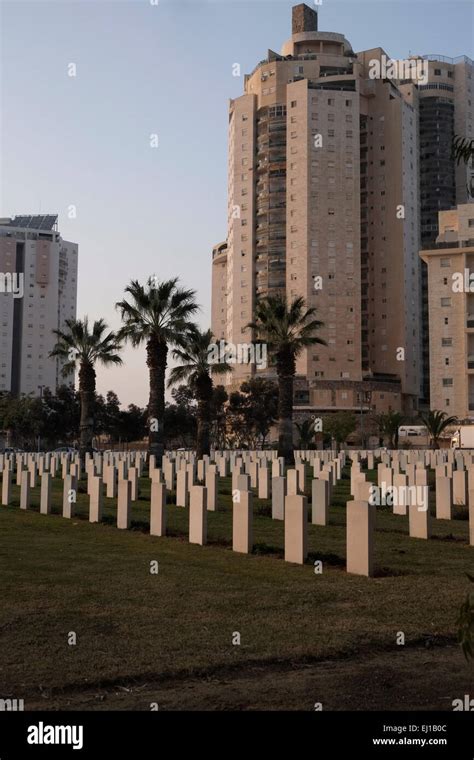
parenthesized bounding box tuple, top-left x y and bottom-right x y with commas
(452, 135, 474, 166)
(247, 295, 326, 464)
(50, 318, 122, 460)
(295, 419, 316, 449)
(420, 409, 458, 449)
(116, 277, 198, 464)
(168, 328, 230, 459)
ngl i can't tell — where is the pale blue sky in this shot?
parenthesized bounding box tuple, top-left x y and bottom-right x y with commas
(1, 0, 473, 406)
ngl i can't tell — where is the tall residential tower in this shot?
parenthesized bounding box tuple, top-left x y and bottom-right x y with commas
(0, 214, 78, 396)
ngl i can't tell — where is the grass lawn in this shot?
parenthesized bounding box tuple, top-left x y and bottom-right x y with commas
(0, 466, 473, 710)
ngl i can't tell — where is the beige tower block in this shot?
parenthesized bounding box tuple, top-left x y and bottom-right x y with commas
(117, 479, 131, 529)
(233, 490, 253, 554)
(2, 467, 11, 506)
(408, 494, 431, 539)
(20, 470, 30, 510)
(89, 476, 103, 523)
(62, 474, 77, 519)
(284, 495, 308, 565)
(176, 470, 189, 508)
(205, 466, 218, 511)
(436, 476, 452, 520)
(189, 485, 207, 546)
(311, 478, 328, 525)
(346, 500, 376, 577)
(393, 473, 408, 515)
(272, 476, 285, 520)
(150, 481, 167, 537)
(40, 472, 52, 515)
(453, 470, 467, 506)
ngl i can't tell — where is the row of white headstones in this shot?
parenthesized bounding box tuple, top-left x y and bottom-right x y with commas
(0, 447, 471, 576)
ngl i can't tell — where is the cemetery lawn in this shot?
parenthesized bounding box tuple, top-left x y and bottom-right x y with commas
(0, 467, 473, 710)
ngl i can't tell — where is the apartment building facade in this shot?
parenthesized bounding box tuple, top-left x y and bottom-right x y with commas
(0, 214, 78, 396)
(421, 205, 474, 420)
(212, 3, 470, 417)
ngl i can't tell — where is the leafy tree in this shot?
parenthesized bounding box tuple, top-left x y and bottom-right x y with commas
(375, 410, 404, 448)
(295, 418, 316, 449)
(226, 378, 278, 449)
(419, 409, 458, 449)
(168, 327, 229, 458)
(247, 295, 326, 464)
(50, 318, 122, 459)
(322, 411, 357, 451)
(116, 277, 198, 465)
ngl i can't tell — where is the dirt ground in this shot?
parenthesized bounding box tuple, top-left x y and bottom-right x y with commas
(25, 642, 474, 711)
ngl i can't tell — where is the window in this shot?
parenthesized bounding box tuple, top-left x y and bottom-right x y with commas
(442, 378, 453, 386)
(469, 219, 474, 227)
(445, 358, 450, 365)
(291, 100, 297, 108)
(328, 98, 334, 106)
(434, 68, 441, 76)
(440, 258, 451, 267)
(441, 338, 452, 347)
(441, 297, 451, 307)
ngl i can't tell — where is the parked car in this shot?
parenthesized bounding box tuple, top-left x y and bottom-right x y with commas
(53, 446, 78, 454)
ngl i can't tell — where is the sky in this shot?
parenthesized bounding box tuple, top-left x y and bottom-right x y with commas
(1, 0, 473, 407)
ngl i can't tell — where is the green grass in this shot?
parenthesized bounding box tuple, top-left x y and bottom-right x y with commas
(0, 465, 472, 708)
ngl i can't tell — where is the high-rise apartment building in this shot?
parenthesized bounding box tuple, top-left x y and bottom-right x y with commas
(416, 54, 474, 403)
(212, 4, 423, 416)
(211, 3, 472, 418)
(0, 214, 78, 396)
(421, 205, 474, 420)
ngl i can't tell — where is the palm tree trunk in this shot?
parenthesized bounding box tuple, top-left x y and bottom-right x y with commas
(196, 375, 212, 460)
(147, 338, 167, 466)
(277, 374, 294, 465)
(78, 361, 96, 463)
